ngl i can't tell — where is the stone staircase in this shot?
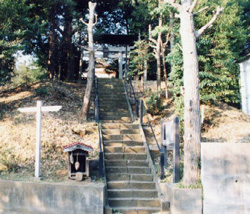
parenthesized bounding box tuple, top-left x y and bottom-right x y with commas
(98, 78, 164, 214)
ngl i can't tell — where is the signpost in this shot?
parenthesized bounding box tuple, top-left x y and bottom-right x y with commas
(18, 101, 62, 178)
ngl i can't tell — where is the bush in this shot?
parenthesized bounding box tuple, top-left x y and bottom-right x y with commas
(35, 86, 49, 96)
(11, 63, 47, 87)
(146, 92, 162, 115)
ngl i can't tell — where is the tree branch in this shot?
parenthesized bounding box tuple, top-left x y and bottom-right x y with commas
(149, 24, 158, 45)
(189, 0, 198, 13)
(193, 6, 209, 15)
(150, 44, 157, 49)
(195, 6, 223, 38)
(80, 18, 88, 26)
(93, 14, 98, 26)
(164, 0, 181, 11)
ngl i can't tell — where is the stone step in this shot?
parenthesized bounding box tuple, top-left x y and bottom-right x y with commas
(99, 98, 127, 105)
(102, 123, 140, 130)
(110, 207, 162, 214)
(99, 104, 128, 109)
(99, 107, 129, 112)
(108, 189, 158, 198)
(103, 141, 144, 147)
(100, 112, 130, 117)
(104, 146, 145, 153)
(103, 134, 141, 141)
(101, 115, 131, 120)
(107, 181, 156, 190)
(101, 119, 132, 123)
(105, 153, 147, 160)
(105, 160, 148, 167)
(98, 87, 124, 91)
(99, 90, 125, 94)
(106, 167, 151, 174)
(102, 129, 140, 135)
(108, 198, 161, 208)
(99, 93, 126, 97)
(107, 173, 153, 182)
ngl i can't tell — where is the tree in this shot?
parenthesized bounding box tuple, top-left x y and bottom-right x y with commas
(196, 0, 248, 104)
(165, 0, 223, 185)
(129, 39, 150, 90)
(80, 1, 97, 121)
(149, 0, 173, 97)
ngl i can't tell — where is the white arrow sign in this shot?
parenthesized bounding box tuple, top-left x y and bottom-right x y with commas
(18, 101, 62, 178)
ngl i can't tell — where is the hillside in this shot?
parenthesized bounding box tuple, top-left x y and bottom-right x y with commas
(0, 81, 99, 182)
(1, 81, 250, 182)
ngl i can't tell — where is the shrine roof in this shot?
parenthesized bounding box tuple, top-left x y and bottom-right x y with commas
(63, 142, 93, 153)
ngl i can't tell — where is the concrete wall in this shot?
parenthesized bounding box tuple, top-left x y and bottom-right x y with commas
(159, 183, 202, 214)
(201, 143, 250, 214)
(0, 180, 105, 214)
(240, 57, 250, 115)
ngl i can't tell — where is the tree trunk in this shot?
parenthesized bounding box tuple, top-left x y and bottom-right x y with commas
(179, 0, 201, 185)
(60, 4, 73, 80)
(82, 2, 97, 120)
(48, 4, 57, 80)
(143, 59, 148, 92)
(67, 23, 75, 80)
(161, 45, 168, 99)
(156, 16, 162, 92)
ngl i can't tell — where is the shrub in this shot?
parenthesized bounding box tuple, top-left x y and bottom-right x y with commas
(35, 86, 49, 96)
(11, 63, 47, 87)
(146, 92, 162, 115)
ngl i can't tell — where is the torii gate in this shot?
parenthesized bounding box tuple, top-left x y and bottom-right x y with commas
(83, 45, 134, 79)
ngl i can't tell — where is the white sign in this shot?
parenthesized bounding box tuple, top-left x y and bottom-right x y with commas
(162, 119, 175, 150)
(18, 101, 62, 178)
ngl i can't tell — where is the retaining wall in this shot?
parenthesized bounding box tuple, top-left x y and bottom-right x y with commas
(0, 180, 105, 214)
(201, 143, 250, 214)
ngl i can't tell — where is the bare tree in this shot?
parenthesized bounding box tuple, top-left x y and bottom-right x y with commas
(80, 1, 97, 121)
(164, 0, 223, 185)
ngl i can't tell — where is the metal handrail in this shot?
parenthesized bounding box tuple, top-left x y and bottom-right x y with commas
(94, 75, 105, 178)
(139, 99, 165, 179)
(125, 78, 139, 117)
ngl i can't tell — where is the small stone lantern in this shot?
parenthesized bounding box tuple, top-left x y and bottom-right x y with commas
(63, 142, 93, 181)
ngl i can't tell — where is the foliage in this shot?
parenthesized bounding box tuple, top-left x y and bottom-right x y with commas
(35, 86, 49, 96)
(195, 0, 248, 104)
(146, 92, 163, 115)
(129, 40, 151, 78)
(167, 39, 184, 120)
(11, 63, 47, 87)
(167, 0, 249, 115)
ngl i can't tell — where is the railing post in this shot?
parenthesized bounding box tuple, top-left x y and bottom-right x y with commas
(140, 99, 143, 125)
(160, 149, 165, 179)
(99, 151, 104, 177)
(173, 116, 180, 183)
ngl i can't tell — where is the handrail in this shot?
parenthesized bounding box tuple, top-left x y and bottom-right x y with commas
(139, 99, 165, 179)
(93, 75, 105, 178)
(125, 78, 139, 117)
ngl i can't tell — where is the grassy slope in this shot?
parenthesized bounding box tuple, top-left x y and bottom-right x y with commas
(0, 81, 98, 182)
